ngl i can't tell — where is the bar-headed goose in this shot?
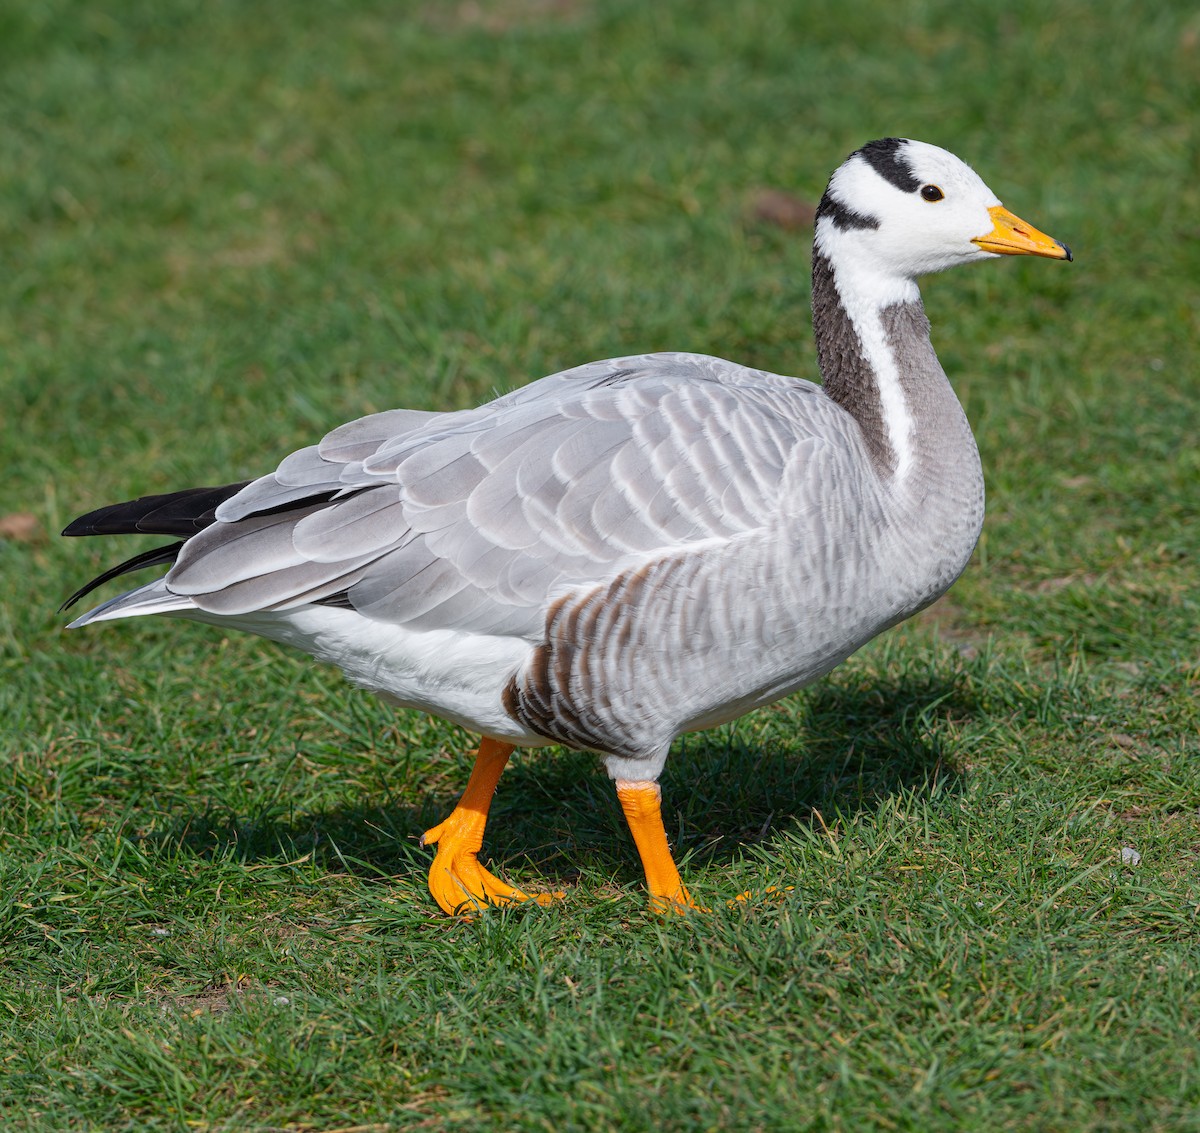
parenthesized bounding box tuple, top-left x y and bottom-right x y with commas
(63, 139, 1071, 914)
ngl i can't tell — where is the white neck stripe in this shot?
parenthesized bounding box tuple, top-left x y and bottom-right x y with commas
(824, 251, 918, 481)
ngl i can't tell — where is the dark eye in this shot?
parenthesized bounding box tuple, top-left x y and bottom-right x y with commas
(920, 184, 944, 202)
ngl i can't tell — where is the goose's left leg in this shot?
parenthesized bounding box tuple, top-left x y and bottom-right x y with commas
(616, 779, 707, 913)
(421, 736, 559, 915)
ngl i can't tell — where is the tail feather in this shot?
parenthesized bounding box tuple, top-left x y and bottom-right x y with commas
(66, 578, 197, 628)
(62, 479, 355, 623)
(62, 481, 248, 620)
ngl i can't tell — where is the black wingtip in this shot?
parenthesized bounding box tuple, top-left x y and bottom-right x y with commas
(58, 541, 185, 612)
(62, 515, 98, 538)
(61, 482, 250, 539)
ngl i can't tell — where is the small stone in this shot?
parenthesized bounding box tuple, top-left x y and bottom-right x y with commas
(747, 189, 818, 231)
(0, 513, 41, 542)
(1120, 847, 1142, 866)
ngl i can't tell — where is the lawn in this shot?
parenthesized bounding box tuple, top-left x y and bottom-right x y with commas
(2, 0, 1198, 1129)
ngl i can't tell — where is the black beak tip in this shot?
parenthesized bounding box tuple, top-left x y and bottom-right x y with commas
(1059, 242, 1073, 262)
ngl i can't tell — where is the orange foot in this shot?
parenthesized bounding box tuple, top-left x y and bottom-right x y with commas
(420, 737, 562, 917)
(649, 887, 710, 916)
(421, 816, 559, 916)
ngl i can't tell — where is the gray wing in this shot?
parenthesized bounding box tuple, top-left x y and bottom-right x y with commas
(166, 353, 833, 638)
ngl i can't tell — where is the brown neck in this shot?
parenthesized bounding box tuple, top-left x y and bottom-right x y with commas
(811, 249, 980, 502)
(811, 250, 899, 477)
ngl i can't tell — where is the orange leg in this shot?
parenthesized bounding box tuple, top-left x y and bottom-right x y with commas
(420, 737, 558, 916)
(615, 780, 706, 913)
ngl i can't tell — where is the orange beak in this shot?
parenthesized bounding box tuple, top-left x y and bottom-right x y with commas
(972, 204, 1072, 261)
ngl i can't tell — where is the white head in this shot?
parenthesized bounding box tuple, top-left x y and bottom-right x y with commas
(815, 138, 1070, 300)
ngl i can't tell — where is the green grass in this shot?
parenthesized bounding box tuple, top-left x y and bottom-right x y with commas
(2, 0, 1199, 1129)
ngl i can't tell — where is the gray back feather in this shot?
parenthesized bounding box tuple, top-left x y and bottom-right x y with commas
(168, 353, 841, 637)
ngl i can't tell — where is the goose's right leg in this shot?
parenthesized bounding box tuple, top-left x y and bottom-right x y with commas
(615, 779, 706, 913)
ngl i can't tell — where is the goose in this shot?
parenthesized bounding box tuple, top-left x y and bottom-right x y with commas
(62, 139, 1071, 915)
